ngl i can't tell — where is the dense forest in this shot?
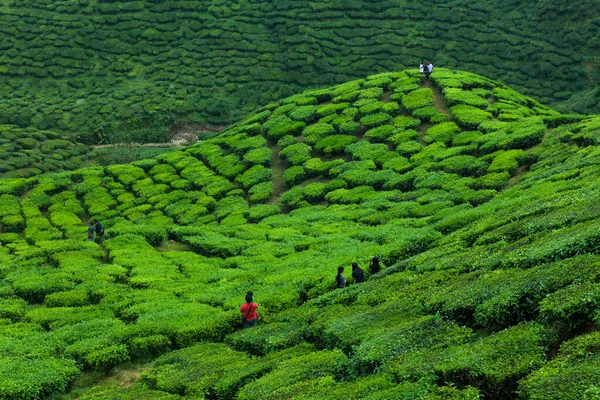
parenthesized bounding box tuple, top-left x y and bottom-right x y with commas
(0, 0, 598, 143)
(1, 69, 599, 399)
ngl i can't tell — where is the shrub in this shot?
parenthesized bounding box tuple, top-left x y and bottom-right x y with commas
(304, 158, 345, 177)
(384, 323, 545, 397)
(45, 289, 89, 308)
(108, 224, 168, 246)
(443, 88, 489, 108)
(315, 135, 357, 154)
(0, 357, 80, 399)
(289, 105, 317, 122)
(303, 123, 336, 145)
(439, 155, 487, 176)
(488, 150, 526, 173)
(237, 349, 349, 400)
(236, 165, 272, 189)
(424, 122, 461, 144)
(280, 186, 305, 208)
(0, 298, 28, 319)
(401, 88, 434, 110)
(85, 345, 130, 371)
(451, 105, 493, 129)
(339, 121, 361, 134)
(277, 135, 297, 148)
(279, 143, 312, 166)
(519, 332, 600, 400)
(283, 166, 306, 187)
(453, 130, 483, 145)
(393, 115, 421, 130)
(316, 102, 350, 117)
(243, 147, 272, 166)
(359, 113, 391, 128)
(249, 182, 274, 203)
(143, 343, 271, 399)
(2, 214, 25, 232)
(265, 117, 305, 141)
(364, 125, 397, 142)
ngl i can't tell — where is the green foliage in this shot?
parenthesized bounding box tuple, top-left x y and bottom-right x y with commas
(249, 182, 274, 203)
(0, 357, 80, 399)
(0, 125, 90, 177)
(280, 143, 313, 166)
(401, 88, 434, 111)
(520, 332, 600, 400)
(1, 70, 600, 400)
(359, 113, 391, 128)
(315, 135, 357, 154)
(303, 123, 336, 145)
(424, 122, 462, 144)
(451, 105, 493, 129)
(284, 166, 306, 187)
(243, 147, 272, 166)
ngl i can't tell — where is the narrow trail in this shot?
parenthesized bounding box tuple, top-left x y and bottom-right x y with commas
(421, 80, 452, 118)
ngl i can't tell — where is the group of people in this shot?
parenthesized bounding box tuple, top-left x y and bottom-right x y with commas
(87, 220, 105, 244)
(420, 61, 434, 81)
(239, 256, 382, 329)
(335, 256, 381, 289)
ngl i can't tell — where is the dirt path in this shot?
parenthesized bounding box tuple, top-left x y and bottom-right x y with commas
(92, 123, 227, 149)
(422, 80, 452, 118)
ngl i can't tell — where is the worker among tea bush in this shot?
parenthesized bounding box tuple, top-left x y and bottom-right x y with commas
(240, 290, 261, 328)
(335, 266, 346, 289)
(87, 221, 95, 242)
(93, 219, 105, 244)
(369, 256, 380, 274)
(351, 262, 365, 283)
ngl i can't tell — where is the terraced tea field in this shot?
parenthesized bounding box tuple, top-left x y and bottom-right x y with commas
(0, 1, 598, 143)
(1, 69, 600, 399)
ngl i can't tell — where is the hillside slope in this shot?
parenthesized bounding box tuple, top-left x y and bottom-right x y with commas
(0, 0, 598, 143)
(1, 69, 600, 399)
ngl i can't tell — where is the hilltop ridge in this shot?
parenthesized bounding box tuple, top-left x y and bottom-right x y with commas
(0, 69, 600, 399)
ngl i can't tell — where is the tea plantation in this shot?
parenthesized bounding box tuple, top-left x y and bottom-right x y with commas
(1, 69, 600, 399)
(0, 125, 90, 178)
(0, 0, 599, 143)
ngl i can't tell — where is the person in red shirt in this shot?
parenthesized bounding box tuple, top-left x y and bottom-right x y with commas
(240, 291, 261, 328)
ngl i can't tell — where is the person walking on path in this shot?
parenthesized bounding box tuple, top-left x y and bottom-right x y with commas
(419, 61, 425, 75)
(93, 220, 105, 244)
(352, 262, 365, 283)
(240, 291, 260, 328)
(87, 222, 95, 242)
(425, 61, 434, 81)
(335, 266, 346, 289)
(369, 256, 380, 275)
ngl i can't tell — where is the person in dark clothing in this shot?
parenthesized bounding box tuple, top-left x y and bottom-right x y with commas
(93, 220, 105, 244)
(335, 266, 346, 289)
(351, 262, 365, 283)
(240, 290, 260, 328)
(424, 61, 433, 81)
(369, 256, 380, 275)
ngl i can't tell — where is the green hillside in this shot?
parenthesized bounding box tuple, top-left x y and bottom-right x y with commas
(0, 0, 598, 143)
(1, 69, 600, 399)
(0, 125, 90, 178)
